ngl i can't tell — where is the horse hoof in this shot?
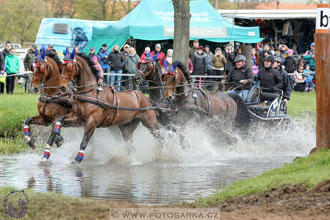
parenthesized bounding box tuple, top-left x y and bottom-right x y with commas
(55, 140, 64, 148)
(54, 134, 64, 148)
(28, 139, 36, 150)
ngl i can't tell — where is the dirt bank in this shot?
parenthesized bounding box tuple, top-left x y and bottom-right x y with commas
(216, 179, 330, 220)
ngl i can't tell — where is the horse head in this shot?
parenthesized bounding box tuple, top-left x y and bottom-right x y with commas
(60, 58, 79, 92)
(161, 70, 179, 103)
(31, 59, 52, 93)
(136, 58, 157, 80)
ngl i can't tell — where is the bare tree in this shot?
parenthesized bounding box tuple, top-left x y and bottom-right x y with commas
(119, 0, 133, 14)
(172, 0, 191, 69)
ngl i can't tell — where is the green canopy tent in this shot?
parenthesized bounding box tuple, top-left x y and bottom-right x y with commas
(85, 0, 262, 52)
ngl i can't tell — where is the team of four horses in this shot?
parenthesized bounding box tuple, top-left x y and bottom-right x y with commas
(24, 49, 258, 164)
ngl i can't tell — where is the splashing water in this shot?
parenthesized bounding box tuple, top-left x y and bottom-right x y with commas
(0, 116, 315, 204)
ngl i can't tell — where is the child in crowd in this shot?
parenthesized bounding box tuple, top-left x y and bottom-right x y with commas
(303, 64, 314, 92)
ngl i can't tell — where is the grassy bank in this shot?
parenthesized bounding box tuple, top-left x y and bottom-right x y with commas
(0, 87, 39, 154)
(0, 187, 111, 220)
(0, 87, 39, 135)
(192, 149, 330, 207)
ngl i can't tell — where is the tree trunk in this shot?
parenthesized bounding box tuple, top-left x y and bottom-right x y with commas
(241, 44, 252, 70)
(172, 0, 191, 69)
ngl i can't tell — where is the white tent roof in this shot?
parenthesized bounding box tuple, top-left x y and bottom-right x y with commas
(218, 9, 316, 20)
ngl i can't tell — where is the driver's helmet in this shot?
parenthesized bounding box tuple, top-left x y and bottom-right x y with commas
(264, 55, 275, 63)
(234, 55, 246, 63)
(273, 56, 282, 63)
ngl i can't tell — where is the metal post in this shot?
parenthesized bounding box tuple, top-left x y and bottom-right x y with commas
(314, 4, 330, 150)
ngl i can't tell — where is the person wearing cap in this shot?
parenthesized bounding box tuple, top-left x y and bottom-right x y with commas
(107, 44, 124, 91)
(121, 44, 130, 59)
(150, 44, 166, 67)
(166, 49, 173, 65)
(192, 45, 207, 77)
(24, 44, 37, 72)
(124, 47, 140, 90)
(211, 48, 226, 91)
(98, 43, 110, 84)
(225, 54, 254, 101)
(258, 55, 283, 92)
(224, 43, 235, 74)
(47, 44, 57, 56)
(189, 39, 199, 60)
(121, 44, 131, 89)
(273, 56, 291, 102)
(284, 49, 297, 75)
(141, 47, 151, 61)
(303, 42, 315, 71)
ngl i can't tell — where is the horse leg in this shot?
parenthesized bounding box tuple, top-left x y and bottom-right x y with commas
(23, 115, 49, 149)
(41, 113, 79, 162)
(119, 119, 141, 155)
(74, 118, 97, 163)
(141, 111, 164, 149)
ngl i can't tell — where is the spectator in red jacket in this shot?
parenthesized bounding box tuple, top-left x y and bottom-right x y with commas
(150, 44, 166, 67)
(141, 47, 150, 61)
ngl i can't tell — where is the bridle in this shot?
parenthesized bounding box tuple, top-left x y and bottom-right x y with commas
(138, 59, 155, 78)
(32, 61, 51, 90)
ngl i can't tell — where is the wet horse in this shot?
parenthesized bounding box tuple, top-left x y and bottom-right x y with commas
(25, 55, 71, 149)
(50, 54, 162, 163)
(159, 61, 252, 129)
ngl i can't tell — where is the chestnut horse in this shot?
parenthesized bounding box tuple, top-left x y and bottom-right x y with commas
(160, 62, 252, 128)
(25, 56, 71, 149)
(51, 54, 162, 163)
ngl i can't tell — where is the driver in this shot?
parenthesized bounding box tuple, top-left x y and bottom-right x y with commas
(258, 55, 283, 91)
(273, 56, 291, 102)
(225, 54, 254, 101)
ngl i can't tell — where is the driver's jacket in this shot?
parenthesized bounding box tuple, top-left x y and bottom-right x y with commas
(226, 66, 254, 90)
(258, 67, 283, 90)
(275, 67, 292, 100)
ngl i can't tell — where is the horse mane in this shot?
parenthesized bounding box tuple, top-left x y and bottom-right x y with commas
(75, 53, 99, 80)
(175, 61, 190, 82)
(46, 56, 59, 72)
(46, 53, 61, 67)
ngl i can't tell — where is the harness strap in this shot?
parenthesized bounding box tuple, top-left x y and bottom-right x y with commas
(73, 94, 174, 112)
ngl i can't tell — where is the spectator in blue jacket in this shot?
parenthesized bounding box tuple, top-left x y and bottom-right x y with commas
(303, 64, 314, 92)
(98, 44, 110, 84)
(303, 42, 315, 71)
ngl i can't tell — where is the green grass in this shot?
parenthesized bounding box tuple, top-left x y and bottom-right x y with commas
(287, 91, 316, 119)
(0, 87, 39, 135)
(0, 87, 39, 155)
(0, 187, 111, 220)
(191, 149, 330, 207)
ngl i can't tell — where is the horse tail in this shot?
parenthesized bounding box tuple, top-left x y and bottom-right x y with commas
(176, 61, 191, 81)
(226, 92, 252, 128)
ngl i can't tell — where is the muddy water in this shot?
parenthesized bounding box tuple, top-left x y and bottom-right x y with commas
(0, 118, 315, 204)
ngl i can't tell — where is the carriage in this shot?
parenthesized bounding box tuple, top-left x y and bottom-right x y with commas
(243, 85, 290, 125)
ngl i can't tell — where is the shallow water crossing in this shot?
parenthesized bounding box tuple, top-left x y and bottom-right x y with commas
(0, 118, 315, 204)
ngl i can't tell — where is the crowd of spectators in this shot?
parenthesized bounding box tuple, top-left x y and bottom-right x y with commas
(0, 39, 316, 95)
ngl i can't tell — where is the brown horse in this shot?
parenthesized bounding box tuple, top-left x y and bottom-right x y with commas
(161, 62, 252, 128)
(50, 54, 162, 163)
(25, 56, 71, 150)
